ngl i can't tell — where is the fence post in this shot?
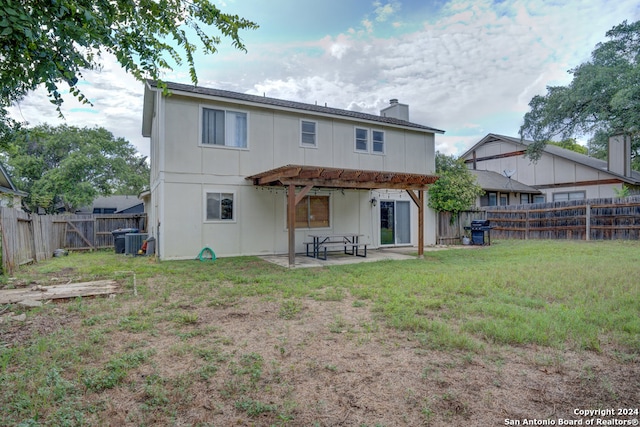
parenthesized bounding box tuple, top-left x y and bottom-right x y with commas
(525, 209, 530, 240)
(585, 203, 591, 241)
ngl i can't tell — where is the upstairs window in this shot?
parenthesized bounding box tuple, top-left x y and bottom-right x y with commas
(301, 120, 317, 147)
(202, 107, 247, 148)
(372, 130, 385, 153)
(355, 128, 368, 152)
(355, 127, 385, 154)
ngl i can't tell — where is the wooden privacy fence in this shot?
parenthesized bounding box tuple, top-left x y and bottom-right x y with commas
(437, 196, 640, 242)
(485, 196, 640, 240)
(0, 207, 146, 274)
(437, 210, 485, 244)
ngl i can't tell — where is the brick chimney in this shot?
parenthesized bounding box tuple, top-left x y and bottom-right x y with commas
(380, 99, 409, 121)
(608, 134, 632, 178)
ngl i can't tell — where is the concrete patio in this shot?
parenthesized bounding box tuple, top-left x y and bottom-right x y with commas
(260, 245, 474, 268)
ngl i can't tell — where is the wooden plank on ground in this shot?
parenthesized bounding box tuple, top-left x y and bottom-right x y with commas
(0, 280, 120, 304)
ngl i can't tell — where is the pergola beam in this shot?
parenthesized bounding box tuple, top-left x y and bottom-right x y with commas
(281, 178, 431, 191)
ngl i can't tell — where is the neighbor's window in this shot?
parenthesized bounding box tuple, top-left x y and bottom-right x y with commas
(355, 128, 368, 151)
(294, 195, 329, 228)
(93, 208, 117, 214)
(488, 192, 497, 206)
(552, 191, 585, 202)
(206, 192, 234, 221)
(301, 120, 317, 146)
(520, 194, 530, 204)
(500, 194, 508, 206)
(372, 130, 385, 153)
(202, 107, 247, 148)
(533, 195, 546, 203)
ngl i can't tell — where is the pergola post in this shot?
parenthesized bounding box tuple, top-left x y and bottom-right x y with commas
(407, 189, 425, 259)
(418, 190, 424, 258)
(286, 184, 314, 267)
(287, 184, 296, 266)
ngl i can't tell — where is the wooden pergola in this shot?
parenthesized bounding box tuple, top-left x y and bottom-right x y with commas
(247, 165, 439, 266)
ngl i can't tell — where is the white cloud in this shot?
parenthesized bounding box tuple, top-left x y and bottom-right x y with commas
(361, 18, 374, 33)
(204, 0, 638, 154)
(373, 1, 400, 22)
(7, 54, 149, 157)
(7, 0, 639, 160)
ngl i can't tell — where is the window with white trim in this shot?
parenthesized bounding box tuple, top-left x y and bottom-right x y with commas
(201, 107, 247, 148)
(205, 192, 234, 221)
(355, 127, 385, 154)
(301, 120, 317, 147)
(372, 130, 385, 153)
(355, 128, 368, 152)
(552, 191, 585, 202)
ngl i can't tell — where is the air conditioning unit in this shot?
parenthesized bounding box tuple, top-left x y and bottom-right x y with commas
(125, 233, 148, 255)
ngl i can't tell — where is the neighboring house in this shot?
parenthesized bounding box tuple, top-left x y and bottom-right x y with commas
(142, 81, 443, 262)
(460, 133, 640, 204)
(75, 195, 144, 214)
(469, 169, 543, 207)
(0, 162, 27, 208)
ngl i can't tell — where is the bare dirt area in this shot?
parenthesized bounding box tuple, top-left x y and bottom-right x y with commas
(2, 282, 639, 427)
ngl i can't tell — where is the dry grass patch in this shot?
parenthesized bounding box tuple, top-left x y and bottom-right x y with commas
(1, 241, 638, 426)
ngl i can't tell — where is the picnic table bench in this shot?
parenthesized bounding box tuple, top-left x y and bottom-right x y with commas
(305, 233, 367, 260)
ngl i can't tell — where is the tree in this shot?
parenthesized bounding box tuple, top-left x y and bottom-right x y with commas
(428, 153, 484, 219)
(0, 0, 258, 127)
(547, 138, 588, 155)
(520, 20, 640, 163)
(4, 124, 150, 213)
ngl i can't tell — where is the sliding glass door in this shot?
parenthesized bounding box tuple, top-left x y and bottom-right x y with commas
(380, 200, 410, 245)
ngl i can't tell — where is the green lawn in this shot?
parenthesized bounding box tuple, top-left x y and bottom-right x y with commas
(1, 240, 638, 425)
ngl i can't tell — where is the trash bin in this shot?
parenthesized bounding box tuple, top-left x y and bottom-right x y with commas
(112, 228, 139, 254)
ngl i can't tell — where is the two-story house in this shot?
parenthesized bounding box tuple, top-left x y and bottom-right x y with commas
(141, 81, 442, 264)
(461, 133, 640, 206)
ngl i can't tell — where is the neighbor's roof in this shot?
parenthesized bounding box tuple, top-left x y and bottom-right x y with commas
(462, 133, 640, 185)
(143, 80, 445, 137)
(0, 162, 27, 197)
(469, 169, 541, 193)
(75, 195, 143, 214)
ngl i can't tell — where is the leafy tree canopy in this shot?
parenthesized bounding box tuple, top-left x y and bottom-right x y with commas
(428, 152, 484, 217)
(0, 0, 258, 123)
(520, 20, 640, 163)
(547, 138, 588, 155)
(4, 124, 149, 213)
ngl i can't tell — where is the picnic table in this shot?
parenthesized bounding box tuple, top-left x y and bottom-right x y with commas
(306, 233, 367, 260)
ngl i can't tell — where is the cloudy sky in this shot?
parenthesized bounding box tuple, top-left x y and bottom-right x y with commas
(7, 0, 640, 158)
